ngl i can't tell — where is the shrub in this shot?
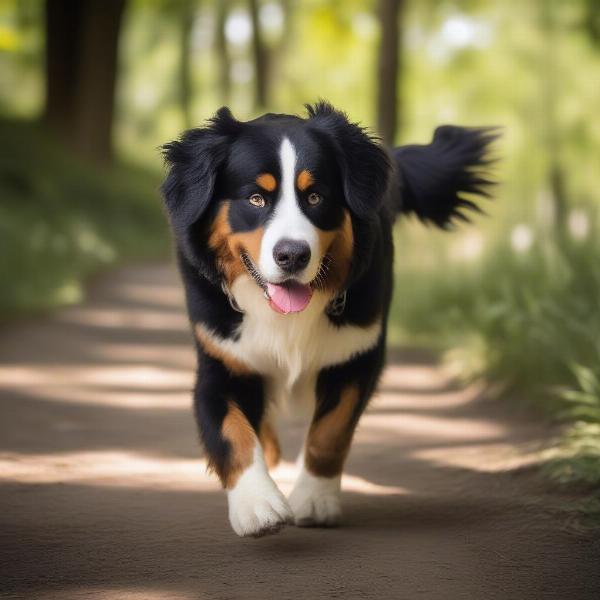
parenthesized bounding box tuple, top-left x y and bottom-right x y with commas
(0, 119, 169, 316)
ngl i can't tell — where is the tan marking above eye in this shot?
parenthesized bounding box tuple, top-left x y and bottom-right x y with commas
(297, 169, 314, 191)
(256, 173, 277, 192)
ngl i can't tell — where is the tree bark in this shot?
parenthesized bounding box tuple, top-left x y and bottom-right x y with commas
(44, 0, 125, 163)
(178, 0, 195, 128)
(376, 0, 403, 146)
(44, 0, 83, 135)
(215, 0, 232, 105)
(248, 0, 268, 110)
(539, 0, 567, 241)
(265, 0, 293, 93)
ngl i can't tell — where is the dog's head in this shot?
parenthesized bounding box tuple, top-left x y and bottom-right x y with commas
(162, 102, 391, 315)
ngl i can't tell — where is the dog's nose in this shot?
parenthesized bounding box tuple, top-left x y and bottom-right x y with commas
(273, 239, 311, 274)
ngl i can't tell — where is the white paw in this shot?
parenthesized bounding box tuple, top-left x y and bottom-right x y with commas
(227, 460, 292, 537)
(288, 467, 342, 528)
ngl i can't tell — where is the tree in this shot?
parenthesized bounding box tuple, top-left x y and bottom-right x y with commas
(581, 0, 600, 46)
(248, 0, 268, 110)
(44, 0, 126, 163)
(265, 0, 294, 98)
(376, 0, 404, 146)
(539, 0, 567, 241)
(178, 0, 196, 128)
(215, 0, 232, 105)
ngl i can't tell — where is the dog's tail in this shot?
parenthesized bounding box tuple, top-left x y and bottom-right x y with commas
(391, 125, 500, 228)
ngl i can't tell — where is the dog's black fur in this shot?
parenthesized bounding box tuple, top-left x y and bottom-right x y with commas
(161, 102, 496, 536)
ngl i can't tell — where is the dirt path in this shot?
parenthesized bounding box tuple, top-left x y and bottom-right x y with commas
(0, 263, 598, 600)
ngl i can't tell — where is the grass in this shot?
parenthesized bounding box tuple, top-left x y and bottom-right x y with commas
(543, 364, 600, 507)
(390, 218, 600, 496)
(0, 119, 170, 317)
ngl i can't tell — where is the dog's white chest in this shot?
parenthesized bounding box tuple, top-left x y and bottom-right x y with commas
(204, 276, 381, 394)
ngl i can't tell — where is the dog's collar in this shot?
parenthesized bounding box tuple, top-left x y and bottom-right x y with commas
(219, 278, 347, 317)
(326, 290, 347, 317)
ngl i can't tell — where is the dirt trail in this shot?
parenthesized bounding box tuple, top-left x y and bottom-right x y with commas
(0, 263, 598, 600)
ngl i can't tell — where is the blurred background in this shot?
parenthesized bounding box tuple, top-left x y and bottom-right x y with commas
(1, 0, 599, 491)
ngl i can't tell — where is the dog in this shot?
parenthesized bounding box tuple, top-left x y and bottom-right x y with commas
(161, 102, 496, 537)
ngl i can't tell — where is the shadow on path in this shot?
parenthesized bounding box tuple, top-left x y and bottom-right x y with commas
(1, 262, 599, 600)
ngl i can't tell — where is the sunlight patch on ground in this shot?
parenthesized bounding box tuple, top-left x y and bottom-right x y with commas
(56, 307, 189, 331)
(0, 452, 407, 496)
(271, 461, 408, 496)
(411, 444, 545, 473)
(0, 451, 218, 491)
(20, 384, 191, 409)
(359, 411, 507, 441)
(0, 365, 193, 390)
(379, 364, 453, 391)
(114, 282, 185, 308)
(371, 382, 485, 411)
(91, 342, 194, 366)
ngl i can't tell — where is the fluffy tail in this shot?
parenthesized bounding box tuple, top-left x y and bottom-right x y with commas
(392, 125, 500, 228)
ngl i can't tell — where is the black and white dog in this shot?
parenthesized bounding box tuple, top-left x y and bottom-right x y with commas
(161, 102, 496, 537)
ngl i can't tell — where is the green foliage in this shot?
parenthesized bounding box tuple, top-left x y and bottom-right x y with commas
(560, 364, 600, 424)
(0, 120, 169, 317)
(395, 233, 599, 387)
(544, 423, 600, 488)
(542, 365, 600, 491)
(390, 220, 600, 487)
(1, 0, 599, 496)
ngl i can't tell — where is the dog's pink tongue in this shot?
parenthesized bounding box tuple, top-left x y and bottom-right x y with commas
(266, 281, 312, 314)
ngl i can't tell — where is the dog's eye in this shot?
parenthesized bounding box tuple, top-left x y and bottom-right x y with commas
(307, 192, 322, 206)
(248, 193, 266, 208)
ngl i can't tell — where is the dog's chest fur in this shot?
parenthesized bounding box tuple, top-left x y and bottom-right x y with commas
(201, 275, 381, 404)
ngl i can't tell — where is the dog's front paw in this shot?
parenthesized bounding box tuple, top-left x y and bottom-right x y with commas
(227, 465, 292, 537)
(288, 469, 341, 528)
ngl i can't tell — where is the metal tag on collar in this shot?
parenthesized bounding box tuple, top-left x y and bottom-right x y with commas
(326, 290, 347, 317)
(220, 280, 244, 313)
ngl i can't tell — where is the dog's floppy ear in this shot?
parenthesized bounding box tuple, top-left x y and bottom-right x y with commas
(161, 107, 240, 233)
(306, 102, 392, 220)
(161, 107, 241, 276)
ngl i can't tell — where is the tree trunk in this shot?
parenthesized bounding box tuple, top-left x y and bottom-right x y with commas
(539, 0, 567, 241)
(265, 0, 293, 93)
(44, 0, 83, 135)
(248, 0, 268, 110)
(44, 0, 125, 163)
(178, 0, 195, 128)
(376, 0, 403, 146)
(215, 0, 232, 105)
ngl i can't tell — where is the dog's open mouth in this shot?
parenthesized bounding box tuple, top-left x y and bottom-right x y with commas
(265, 280, 312, 314)
(240, 252, 313, 315)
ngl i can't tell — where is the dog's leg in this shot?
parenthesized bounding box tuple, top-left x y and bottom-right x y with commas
(288, 384, 358, 527)
(288, 342, 384, 527)
(259, 420, 281, 470)
(193, 360, 291, 537)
